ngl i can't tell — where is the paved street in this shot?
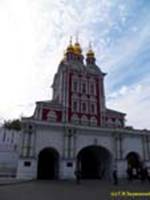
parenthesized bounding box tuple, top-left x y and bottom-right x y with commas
(0, 179, 150, 200)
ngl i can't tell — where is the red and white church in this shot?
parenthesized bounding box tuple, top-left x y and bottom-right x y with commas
(17, 39, 150, 180)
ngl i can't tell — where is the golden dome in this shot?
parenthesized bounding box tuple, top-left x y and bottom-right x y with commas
(66, 37, 75, 53)
(73, 34, 82, 55)
(86, 42, 95, 57)
(66, 44, 74, 53)
(74, 42, 82, 55)
(87, 49, 95, 57)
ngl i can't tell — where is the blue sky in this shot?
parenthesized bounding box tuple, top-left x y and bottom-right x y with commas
(0, 0, 150, 129)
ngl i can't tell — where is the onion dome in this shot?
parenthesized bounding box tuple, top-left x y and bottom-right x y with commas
(66, 37, 75, 53)
(86, 42, 95, 58)
(73, 42, 82, 55)
(86, 42, 96, 65)
(73, 35, 82, 55)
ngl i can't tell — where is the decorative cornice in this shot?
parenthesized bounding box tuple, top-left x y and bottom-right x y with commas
(22, 118, 150, 136)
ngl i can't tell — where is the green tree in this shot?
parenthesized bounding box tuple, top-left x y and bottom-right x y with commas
(3, 119, 22, 131)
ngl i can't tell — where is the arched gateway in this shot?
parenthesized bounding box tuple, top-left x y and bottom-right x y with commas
(37, 148, 59, 179)
(126, 152, 142, 178)
(76, 145, 113, 179)
(126, 152, 141, 169)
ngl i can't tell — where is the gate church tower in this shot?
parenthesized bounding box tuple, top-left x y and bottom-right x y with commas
(46, 38, 125, 127)
(53, 39, 107, 127)
(17, 38, 150, 180)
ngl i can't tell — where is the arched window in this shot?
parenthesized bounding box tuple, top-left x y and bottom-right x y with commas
(82, 102, 86, 113)
(82, 83, 86, 93)
(89, 82, 96, 95)
(90, 84, 94, 94)
(90, 116, 97, 126)
(73, 81, 78, 92)
(71, 114, 79, 124)
(91, 104, 95, 114)
(81, 115, 89, 126)
(72, 101, 78, 112)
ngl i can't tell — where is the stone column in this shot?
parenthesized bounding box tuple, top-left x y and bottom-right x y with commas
(145, 135, 150, 161)
(17, 124, 37, 180)
(118, 134, 123, 160)
(114, 134, 122, 160)
(67, 128, 77, 159)
(21, 131, 26, 157)
(148, 136, 150, 160)
(67, 130, 72, 159)
(113, 133, 126, 178)
(142, 135, 146, 161)
(63, 128, 76, 159)
(29, 130, 35, 157)
(23, 131, 29, 157)
(21, 124, 36, 158)
(60, 127, 76, 179)
(113, 133, 118, 160)
(63, 128, 68, 159)
(72, 130, 77, 158)
(31, 126, 36, 158)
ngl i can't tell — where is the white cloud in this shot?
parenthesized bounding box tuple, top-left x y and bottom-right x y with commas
(107, 77, 150, 129)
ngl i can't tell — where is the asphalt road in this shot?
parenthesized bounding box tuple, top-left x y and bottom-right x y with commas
(0, 179, 150, 200)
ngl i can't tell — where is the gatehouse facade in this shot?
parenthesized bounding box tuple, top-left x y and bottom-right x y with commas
(17, 39, 150, 180)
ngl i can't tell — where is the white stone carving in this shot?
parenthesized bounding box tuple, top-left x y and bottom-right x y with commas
(71, 114, 79, 124)
(81, 115, 89, 126)
(47, 111, 57, 122)
(90, 116, 97, 126)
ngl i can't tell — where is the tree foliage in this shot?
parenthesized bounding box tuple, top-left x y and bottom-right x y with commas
(3, 119, 22, 131)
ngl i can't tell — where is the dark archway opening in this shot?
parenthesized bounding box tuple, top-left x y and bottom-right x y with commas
(77, 145, 112, 179)
(37, 148, 59, 180)
(127, 152, 141, 169)
(126, 152, 142, 179)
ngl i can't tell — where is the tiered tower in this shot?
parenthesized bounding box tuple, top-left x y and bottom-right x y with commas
(33, 38, 125, 128)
